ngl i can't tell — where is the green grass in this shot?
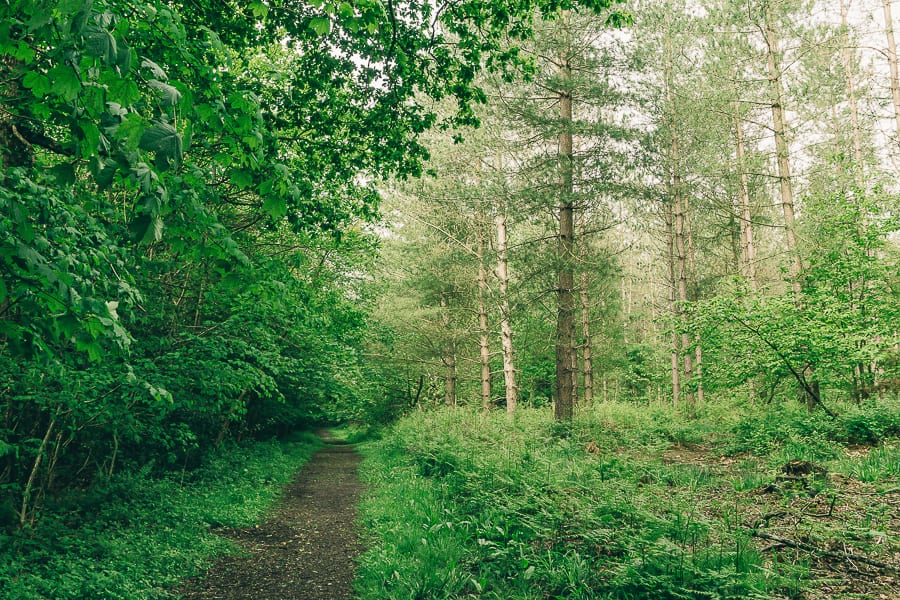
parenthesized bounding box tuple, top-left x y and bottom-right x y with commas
(355, 400, 900, 600)
(0, 432, 321, 600)
(832, 443, 900, 483)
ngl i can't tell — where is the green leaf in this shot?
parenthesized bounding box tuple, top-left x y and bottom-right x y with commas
(116, 41, 132, 72)
(22, 71, 51, 97)
(51, 163, 76, 186)
(250, 1, 269, 18)
(116, 113, 145, 151)
(76, 120, 101, 155)
(230, 169, 253, 189)
(140, 58, 167, 80)
(310, 17, 331, 36)
(12, 41, 36, 63)
(107, 77, 141, 107)
(84, 24, 117, 64)
(148, 79, 181, 106)
(129, 214, 164, 244)
(262, 195, 287, 219)
(48, 65, 81, 101)
(139, 122, 182, 170)
(95, 165, 117, 190)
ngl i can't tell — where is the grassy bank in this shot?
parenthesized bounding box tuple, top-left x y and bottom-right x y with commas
(355, 400, 899, 599)
(0, 432, 321, 600)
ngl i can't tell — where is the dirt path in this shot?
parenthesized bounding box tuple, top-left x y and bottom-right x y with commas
(178, 437, 363, 599)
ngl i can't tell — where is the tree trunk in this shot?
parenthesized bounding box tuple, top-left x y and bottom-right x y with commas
(580, 270, 594, 404)
(763, 10, 803, 295)
(883, 0, 900, 144)
(683, 191, 703, 405)
(764, 9, 823, 411)
(840, 0, 865, 173)
(733, 99, 758, 288)
(555, 58, 577, 421)
(477, 211, 493, 411)
(440, 294, 457, 407)
(496, 211, 518, 414)
(671, 135, 694, 406)
(19, 412, 56, 528)
(665, 199, 680, 408)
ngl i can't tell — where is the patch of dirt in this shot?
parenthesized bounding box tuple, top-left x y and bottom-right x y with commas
(661, 442, 713, 465)
(177, 438, 363, 599)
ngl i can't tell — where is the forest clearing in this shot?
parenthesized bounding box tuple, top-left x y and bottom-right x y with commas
(2, 0, 900, 597)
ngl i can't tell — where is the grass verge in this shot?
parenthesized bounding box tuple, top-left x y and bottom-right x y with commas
(0, 432, 321, 600)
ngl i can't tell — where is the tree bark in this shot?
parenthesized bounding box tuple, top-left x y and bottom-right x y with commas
(439, 294, 457, 407)
(555, 57, 577, 421)
(683, 191, 703, 405)
(580, 270, 594, 404)
(477, 208, 493, 411)
(495, 211, 518, 414)
(665, 199, 680, 408)
(670, 131, 694, 406)
(733, 99, 758, 288)
(764, 9, 823, 410)
(840, 0, 865, 173)
(883, 0, 900, 144)
(19, 412, 56, 528)
(763, 9, 803, 295)
(1, 56, 34, 169)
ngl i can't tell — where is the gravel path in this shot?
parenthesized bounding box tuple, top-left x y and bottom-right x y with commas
(178, 438, 363, 599)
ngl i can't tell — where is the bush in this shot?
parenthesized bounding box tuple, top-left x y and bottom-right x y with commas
(840, 401, 900, 445)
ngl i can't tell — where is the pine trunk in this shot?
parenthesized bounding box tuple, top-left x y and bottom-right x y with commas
(764, 11, 803, 295)
(671, 135, 694, 406)
(765, 9, 821, 411)
(477, 214, 492, 411)
(580, 270, 594, 405)
(555, 61, 577, 421)
(733, 101, 757, 288)
(840, 0, 865, 172)
(496, 212, 518, 415)
(665, 200, 680, 408)
(440, 295, 457, 407)
(883, 0, 900, 144)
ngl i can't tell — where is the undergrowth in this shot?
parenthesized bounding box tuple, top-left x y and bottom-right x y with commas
(0, 432, 321, 600)
(356, 399, 899, 599)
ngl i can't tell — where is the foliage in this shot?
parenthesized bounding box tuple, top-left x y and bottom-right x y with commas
(723, 398, 900, 457)
(356, 407, 806, 599)
(0, 434, 320, 600)
(694, 188, 899, 407)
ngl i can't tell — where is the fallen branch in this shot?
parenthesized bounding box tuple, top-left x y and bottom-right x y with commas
(750, 531, 899, 573)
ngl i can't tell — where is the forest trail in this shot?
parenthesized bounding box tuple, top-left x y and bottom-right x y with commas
(178, 434, 364, 599)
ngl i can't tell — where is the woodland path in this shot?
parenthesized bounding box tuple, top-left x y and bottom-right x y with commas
(178, 434, 364, 599)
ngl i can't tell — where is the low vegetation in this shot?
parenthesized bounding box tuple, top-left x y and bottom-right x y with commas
(356, 399, 899, 599)
(0, 433, 320, 600)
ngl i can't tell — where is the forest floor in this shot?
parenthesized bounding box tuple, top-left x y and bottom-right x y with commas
(177, 433, 363, 600)
(657, 442, 900, 599)
(353, 406, 900, 600)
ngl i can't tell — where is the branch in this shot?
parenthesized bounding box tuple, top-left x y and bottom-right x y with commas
(14, 124, 73, 157)
(750, 531, 899, 574)
(723, 311, 835, 417)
